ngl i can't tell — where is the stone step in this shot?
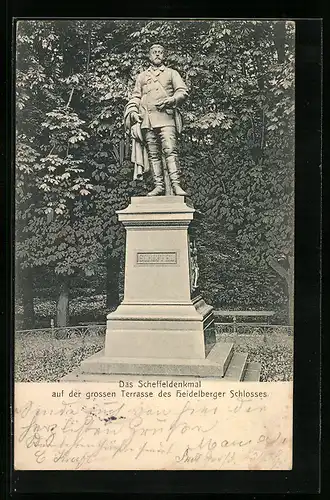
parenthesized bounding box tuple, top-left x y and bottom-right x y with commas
(222, 352, 248, 381)
(206, 342, 234, 375)
(242, 361, 261, 382)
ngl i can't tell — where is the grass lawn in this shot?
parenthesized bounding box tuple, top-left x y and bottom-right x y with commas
(15, 329, 293, 382)
(15, 332, 104, 382)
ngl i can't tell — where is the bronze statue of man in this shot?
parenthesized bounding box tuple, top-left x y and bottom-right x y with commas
(124, 44, 188, 196)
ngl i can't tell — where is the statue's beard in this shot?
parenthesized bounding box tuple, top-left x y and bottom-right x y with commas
(151, 57, 163, 66)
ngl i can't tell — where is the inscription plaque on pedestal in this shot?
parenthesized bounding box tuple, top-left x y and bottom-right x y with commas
(136, 251, 178, 266)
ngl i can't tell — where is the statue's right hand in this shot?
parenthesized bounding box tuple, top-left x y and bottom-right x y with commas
(131, 112, 142, 124)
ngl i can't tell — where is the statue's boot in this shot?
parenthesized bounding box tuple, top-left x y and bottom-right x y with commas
(167, 158, 188, 196)
(147, 160, 165, 196)
(147, 185, 164, 196)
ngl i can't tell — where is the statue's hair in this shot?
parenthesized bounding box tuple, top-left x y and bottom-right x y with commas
(149, 44, 165, 52)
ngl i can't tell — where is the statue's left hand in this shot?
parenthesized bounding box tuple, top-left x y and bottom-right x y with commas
(156, 97, 176, 110)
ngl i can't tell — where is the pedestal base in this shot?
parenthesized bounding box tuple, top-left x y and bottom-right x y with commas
(71, 342, 234, 378)
(62, 343, 261, 381)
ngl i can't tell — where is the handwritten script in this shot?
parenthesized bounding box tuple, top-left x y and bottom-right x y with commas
(14, 382, 292, 470)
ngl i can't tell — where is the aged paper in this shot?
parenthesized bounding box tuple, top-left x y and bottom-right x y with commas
(14, 20, 295, 476)
(14, 380, 292, 470)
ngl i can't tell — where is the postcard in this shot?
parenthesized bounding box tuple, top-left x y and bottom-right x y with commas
(14, 18, 295, 471)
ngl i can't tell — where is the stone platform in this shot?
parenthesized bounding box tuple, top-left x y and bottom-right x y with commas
(62, 343, 261, 381)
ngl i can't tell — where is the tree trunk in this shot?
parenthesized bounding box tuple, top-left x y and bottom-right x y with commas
(20, 267, 35, 329)
(106, 255, 120, 310)
(268, 256, 294, 326)
(56, 276, 69, 327)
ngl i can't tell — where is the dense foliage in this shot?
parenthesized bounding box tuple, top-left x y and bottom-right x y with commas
(15, 20, 295, 328)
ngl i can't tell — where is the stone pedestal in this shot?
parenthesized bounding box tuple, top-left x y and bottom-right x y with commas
(79, 196, 232, 377)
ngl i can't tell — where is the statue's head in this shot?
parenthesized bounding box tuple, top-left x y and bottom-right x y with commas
(148, 44, 165, 66)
